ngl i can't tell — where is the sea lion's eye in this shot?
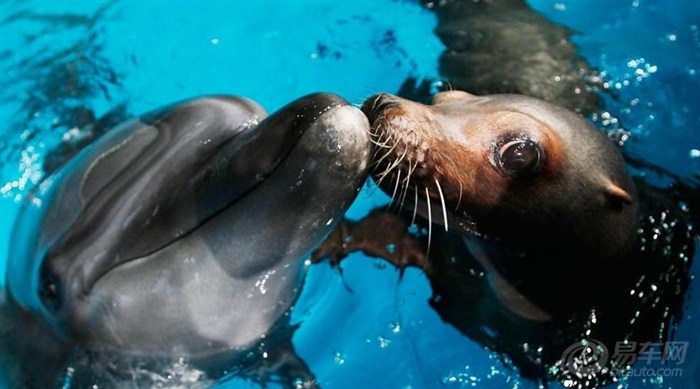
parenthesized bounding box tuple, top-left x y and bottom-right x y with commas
(497, 139, 542, 178)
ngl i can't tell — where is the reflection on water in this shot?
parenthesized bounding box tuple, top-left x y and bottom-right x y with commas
(0, 2, 125, 187)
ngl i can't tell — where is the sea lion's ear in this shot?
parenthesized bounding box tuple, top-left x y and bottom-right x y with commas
(431, 90, 476, 105)
(604, 180, 633, 211)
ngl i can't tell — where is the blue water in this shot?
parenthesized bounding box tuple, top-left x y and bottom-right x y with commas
(0, 1, 698, 388)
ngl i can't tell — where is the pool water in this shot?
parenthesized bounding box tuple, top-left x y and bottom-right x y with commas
(0, 1, 698, 388)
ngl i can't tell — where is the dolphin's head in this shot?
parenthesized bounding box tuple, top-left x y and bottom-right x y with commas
(9, 93, 371, 355)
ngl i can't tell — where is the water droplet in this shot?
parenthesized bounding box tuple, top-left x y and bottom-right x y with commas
(378, 336, 391, 348)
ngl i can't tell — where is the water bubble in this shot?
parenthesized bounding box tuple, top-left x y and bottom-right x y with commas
(293, 377, 309, 389)
(378, 336, 391, 348)
(333, 351, 345, 365)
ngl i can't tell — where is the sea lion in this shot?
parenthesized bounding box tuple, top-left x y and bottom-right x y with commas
(364, 90, 638, 280)
(3, 93, 372, 386)
(314, 90, 694, 387)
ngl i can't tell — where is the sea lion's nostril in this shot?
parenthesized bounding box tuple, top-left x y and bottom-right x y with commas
(361, 93, 400, 122)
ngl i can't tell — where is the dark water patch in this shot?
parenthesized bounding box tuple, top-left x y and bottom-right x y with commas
(0, 0, 127, 190)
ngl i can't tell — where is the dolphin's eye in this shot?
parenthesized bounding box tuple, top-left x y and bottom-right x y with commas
(496, 139, 543, 178)
(39, 266, 61, 311)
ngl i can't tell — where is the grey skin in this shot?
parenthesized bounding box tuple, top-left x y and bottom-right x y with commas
(5, 93, 371, 364)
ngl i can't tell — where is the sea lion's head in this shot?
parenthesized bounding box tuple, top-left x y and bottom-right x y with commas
(362, 90, 638, 266)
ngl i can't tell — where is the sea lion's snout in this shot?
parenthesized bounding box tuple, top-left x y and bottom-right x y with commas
(362, 93, 439, 195)
(361, 93, 402, 123)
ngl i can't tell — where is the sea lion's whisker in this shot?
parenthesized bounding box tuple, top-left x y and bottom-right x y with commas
(367, 121, 384, 137)
(456, 181, 463, 211)
(385, 146, 408, 176)
(411, 184, 419, 226)
(369, 137, 391, 148)
(434, 177, 449, 232)
(369, 158, 383, 173)
(370, 141, 397, 175)
(368, 122, 383, 137)
(379, 149, 408, 194)
(372, 135, 393, 152)
(375, 161, 397, 187)
(370, 93, 382, 113)
(398, 159, 414, 212)
(398, 181, 410, 213)
(405, 158, 417, 179)
(374, 172, 389, 186)
(370, 131, 393, 147)
(373, 140, 399, 167)
(425, 187, 433, 259)
(389, 168, 402, 209)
